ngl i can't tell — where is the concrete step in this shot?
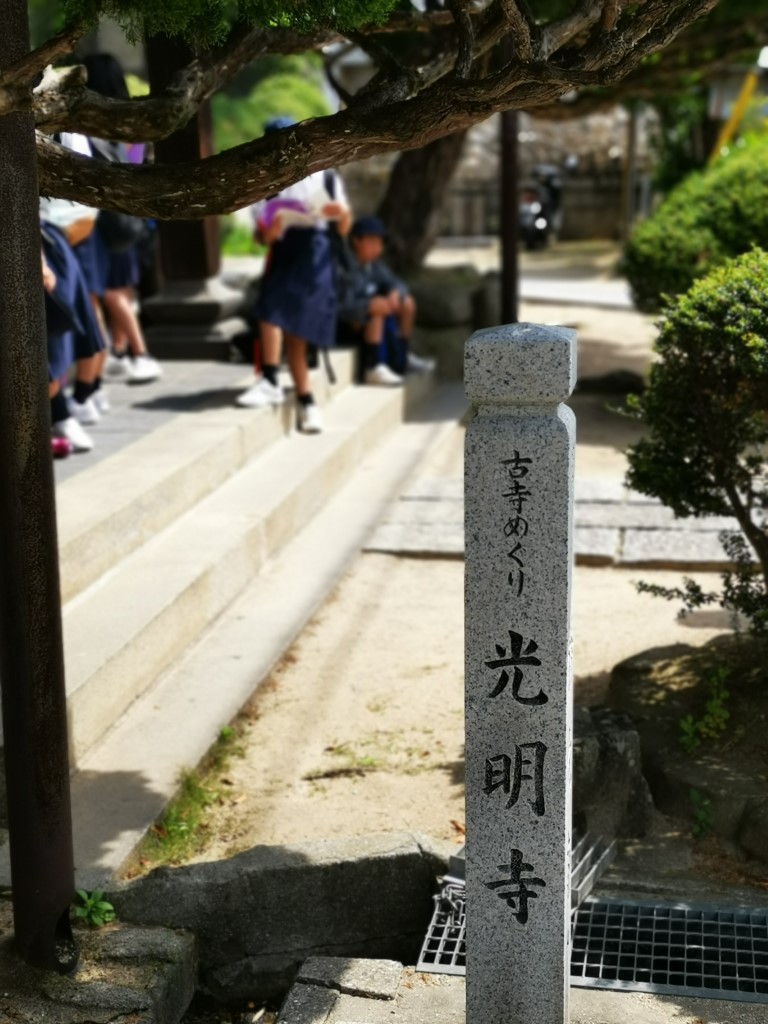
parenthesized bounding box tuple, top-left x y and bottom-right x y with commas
(62, 371, 434, 768)
(57, 349, 356, 603)
(63, 384, 465, 887)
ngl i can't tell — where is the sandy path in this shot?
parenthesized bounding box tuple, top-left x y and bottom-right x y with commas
(193, 551, 727, 862)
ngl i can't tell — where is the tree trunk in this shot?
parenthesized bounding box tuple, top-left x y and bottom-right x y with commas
(0, 0, 77, 972)
(377, 130, 468, 276)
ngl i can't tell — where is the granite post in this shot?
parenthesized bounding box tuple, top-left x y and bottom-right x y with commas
(464, 324, 576, 1023)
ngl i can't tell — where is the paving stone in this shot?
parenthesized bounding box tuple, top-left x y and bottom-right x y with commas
(574, 527, 619, 565)
(577, 503, 739, 531)
(576, 503, 678, 530)
(400, 478, 463, 501)
(620, 528, 731, 567)
(383, 499, 464, 526)
(574, 479, 625, 504)
(298, 957, 402, 1000)
(364, 522, 464, 557)
(625, 489, 663, 506)
(277, 981, 338, 1024)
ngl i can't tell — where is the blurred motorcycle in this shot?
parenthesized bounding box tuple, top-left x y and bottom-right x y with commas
(519, 184, 552, 250)
(519, 164, 564, 250)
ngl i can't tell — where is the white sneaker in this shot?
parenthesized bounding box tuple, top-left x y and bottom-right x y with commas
(364, 363, 403, 387)
(105, 352, 131, 379)
(52, 417, 94, 452)
(68, 395, 100, 426)
(406, 352, 436, 374)
(236, 377, 285, 408)
(297, 402, 323, 434)
(127, 354, 163, 384)
(92, 388, 111, 414)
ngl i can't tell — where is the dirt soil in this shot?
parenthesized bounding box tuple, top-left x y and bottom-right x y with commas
(186, 553, 730, 863)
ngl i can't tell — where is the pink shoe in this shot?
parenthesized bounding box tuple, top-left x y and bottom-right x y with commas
(51, 437, 72, 459)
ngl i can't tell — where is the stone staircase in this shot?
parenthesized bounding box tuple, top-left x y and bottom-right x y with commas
(0, 352, 454, 888)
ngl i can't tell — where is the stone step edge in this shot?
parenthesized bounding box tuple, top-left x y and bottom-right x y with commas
(63, 373, 434, 766)
(57, 349, 357, 604)
(62, 384, 463, 887)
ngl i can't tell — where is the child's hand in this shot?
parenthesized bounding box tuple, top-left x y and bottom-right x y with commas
(259, 218, 284, 245)
(321, 202, 345, 219)
(41, 254, 56, 293)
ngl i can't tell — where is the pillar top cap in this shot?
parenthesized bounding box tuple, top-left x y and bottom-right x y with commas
(464, 323, 577, 404)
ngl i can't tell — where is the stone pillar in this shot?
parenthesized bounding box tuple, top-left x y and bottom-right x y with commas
(464, 323, 576, 1024)
(142, 35, 249, 359)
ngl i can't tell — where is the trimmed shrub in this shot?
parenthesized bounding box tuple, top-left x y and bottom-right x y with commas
(626, 247, 768, 631)
(625, 135, 768, 311)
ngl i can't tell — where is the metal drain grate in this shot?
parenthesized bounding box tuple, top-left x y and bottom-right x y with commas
(417, 832, 614, 977)
(417, 881, 467, 976)
(572, 898, 768, 1003)
(418, 889, 768, 1003)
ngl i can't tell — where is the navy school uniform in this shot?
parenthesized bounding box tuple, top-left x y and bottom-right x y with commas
(72, 225, 140, 294)
(256, 227, 337, 350)
(41, 223, 104, 378)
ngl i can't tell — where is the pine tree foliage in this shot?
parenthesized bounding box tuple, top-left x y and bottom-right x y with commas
(0, 0, 726, 216)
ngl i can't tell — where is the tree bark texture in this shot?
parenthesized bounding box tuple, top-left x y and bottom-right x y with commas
(377, 129, 468, 275)
(0, 0, 77, 973)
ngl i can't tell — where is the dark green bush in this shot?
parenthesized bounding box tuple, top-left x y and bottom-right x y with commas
(625, 135, 768, 312)
(626, 247, 768, 631)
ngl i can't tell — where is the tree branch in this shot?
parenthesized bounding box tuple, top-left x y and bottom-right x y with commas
(602, 0, 620, 32)
(0, 18, 87, 87)
(25, 0, 721, 216)
(26, 21, 337, 139)
(540, 0, 606, 60)
(450, 0, 477, 77)
(499, 0, 536, 61)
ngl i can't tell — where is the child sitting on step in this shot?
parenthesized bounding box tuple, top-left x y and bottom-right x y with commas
(336, 216, 434, 386)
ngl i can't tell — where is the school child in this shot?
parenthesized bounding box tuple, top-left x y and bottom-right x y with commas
(40, 224, 105, 452)
(336, 216, 433, 385)
(80, 53, 162, 387)
(40, 133, 109, 429)
(236, 118, 351, 434)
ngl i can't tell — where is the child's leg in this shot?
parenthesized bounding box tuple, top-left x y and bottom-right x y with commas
(102, 288, 147, 357)
(363, 315, 388, 369)
(258, 321, 282, 385)
(284, 333, 311, 399)
(285, 333, 323, 433)
(396, 294, 416, 339)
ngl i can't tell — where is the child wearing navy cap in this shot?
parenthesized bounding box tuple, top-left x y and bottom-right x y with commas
(337, 216, 433, 385)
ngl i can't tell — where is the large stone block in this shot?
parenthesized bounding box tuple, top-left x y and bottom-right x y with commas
(408, 267, 481, 328)
(411, 325, 470, 380)
(609, 640, 768, 861)
(573, 708, 653, 840)
(110, 832, 450, 1003)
